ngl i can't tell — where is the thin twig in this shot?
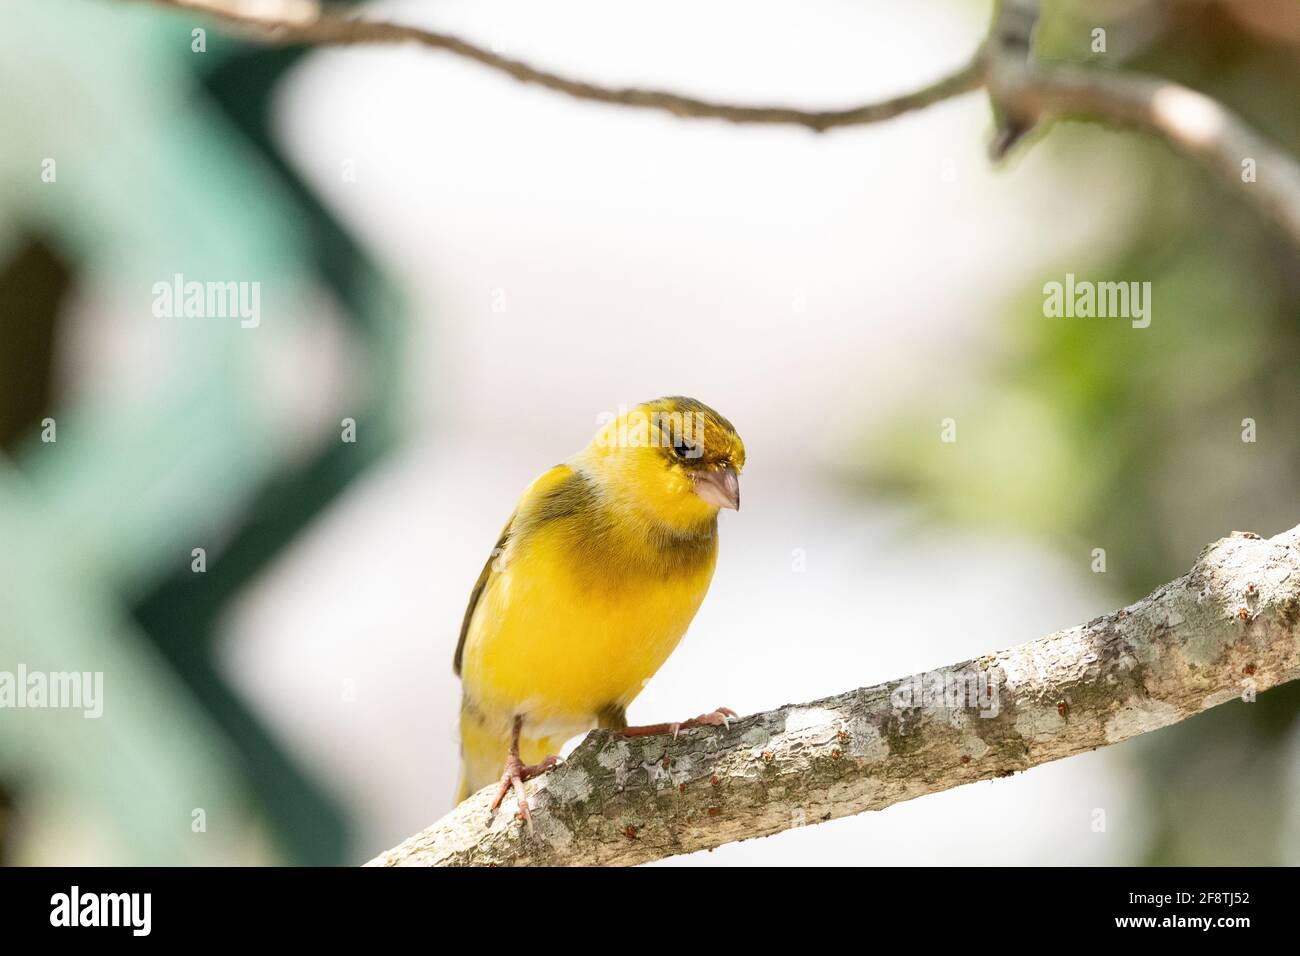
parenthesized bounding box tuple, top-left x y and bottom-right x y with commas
(143, 0, 988, 132)
(139, 0, 1300, 249)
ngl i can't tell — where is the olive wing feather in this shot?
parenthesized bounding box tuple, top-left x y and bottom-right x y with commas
(452, 464, 580, 675)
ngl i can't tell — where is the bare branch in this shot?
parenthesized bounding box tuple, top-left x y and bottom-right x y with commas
(992, 60, 1300, 249)
(988, 0, 1042, 157)
(984, 1, 1300, 247)
(141, 0, 1300, 249)
(368, 525, 1300, 866)
(142, 0, 988, 132)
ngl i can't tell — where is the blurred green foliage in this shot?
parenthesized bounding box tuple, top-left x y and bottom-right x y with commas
(862, 0, 1300, 863)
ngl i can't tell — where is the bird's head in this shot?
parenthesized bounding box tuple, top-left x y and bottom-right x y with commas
(578, 396, 745, 532)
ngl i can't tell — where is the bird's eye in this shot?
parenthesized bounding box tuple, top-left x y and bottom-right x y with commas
(671, 440, 695, 460)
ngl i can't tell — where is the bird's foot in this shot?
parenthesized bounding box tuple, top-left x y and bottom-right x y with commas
(621, 707, 738, 740)
(488, 753, 560, 828)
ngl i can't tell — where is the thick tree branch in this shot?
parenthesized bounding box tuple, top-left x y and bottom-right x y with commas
(369, 524, 1300, 866)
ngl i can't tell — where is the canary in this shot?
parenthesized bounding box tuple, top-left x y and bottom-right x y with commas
(454, 396, 745, 818)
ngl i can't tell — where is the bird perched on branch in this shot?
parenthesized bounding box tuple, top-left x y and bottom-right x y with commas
(454, 396, 745, 821)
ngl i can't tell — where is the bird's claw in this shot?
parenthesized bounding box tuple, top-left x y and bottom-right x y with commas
(673, 707, 738, 739)
(621, 706, 740, 740)
(488, 753, 561, 831)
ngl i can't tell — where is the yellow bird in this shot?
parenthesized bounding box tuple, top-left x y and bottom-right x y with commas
(454, 396, 745, 818)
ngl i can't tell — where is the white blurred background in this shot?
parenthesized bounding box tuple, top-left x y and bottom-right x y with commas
(207, 0, 1152, 864)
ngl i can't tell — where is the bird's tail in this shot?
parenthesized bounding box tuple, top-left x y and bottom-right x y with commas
(457, 708, 502, 803)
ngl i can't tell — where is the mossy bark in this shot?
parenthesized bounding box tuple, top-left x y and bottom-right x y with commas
(368, 525, 1300, 866)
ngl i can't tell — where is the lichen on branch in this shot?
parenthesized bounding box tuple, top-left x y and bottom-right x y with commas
(369, 525, 1300, 867)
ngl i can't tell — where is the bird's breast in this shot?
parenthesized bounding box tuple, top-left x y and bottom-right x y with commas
(459, 517, 719, 731)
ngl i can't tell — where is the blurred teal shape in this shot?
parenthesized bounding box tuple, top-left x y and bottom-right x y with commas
(0, 462, 245, 864)
(0, 0, 406, 863)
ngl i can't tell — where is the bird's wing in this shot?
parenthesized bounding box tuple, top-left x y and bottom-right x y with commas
(452, 517, 512, 676)
(452, 463, 576, 675)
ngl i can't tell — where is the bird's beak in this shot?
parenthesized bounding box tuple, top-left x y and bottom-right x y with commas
(694, 464, 740, 511)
